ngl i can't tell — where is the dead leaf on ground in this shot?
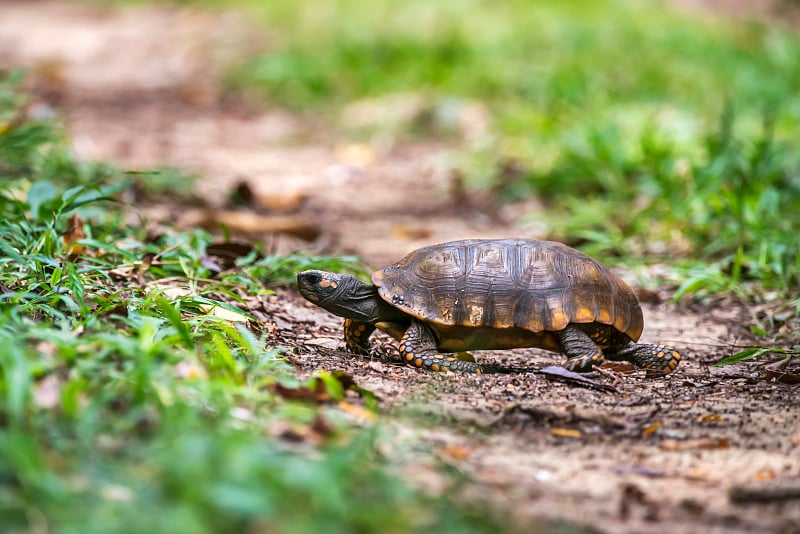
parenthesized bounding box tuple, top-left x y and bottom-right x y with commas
(392, 224, 433, 240)
(305, 337, 340, 349)
(550, 428, 583, 438)
(327, 369, 383, 403)
(63, 213, 90, 258)
(438, 444, 474, 462)
(30, 57, 67, 103)
(269, 380, 331, 403)
(310, 413, 335, 440)
(151, 285, 194, 300)
(754, 469, 776, 481)
(661, 437, 730, 451)
(601, 361, 637, 373)
(179, 208, 320, 240)
(729, 483, 800, 503)
(258, 191, 308, 213)
(764, 369, 800, 384)
(200, 304, 251, 323)
(108, 265, 136, 280)
(271, 414, 336, 446)
(205, 241, 259, 271)
(641, 420, 663, 437)
(696, 414, 723, 423)
(338, 400, 377, 421)
(538, 366, 618, 393)
(269, 371, 380, 405)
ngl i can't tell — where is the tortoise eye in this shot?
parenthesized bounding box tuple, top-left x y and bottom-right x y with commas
(306, 271, 322, 285)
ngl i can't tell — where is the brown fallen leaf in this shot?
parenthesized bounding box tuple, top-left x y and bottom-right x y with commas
(641, 420, 663, 437)
(269, 380, 331, 403)
(139, 253, 154, 282)
(256, 191, 309, 213)
(179, 208, 320, 241)
(205, 241, 259, 271)
(391, 224, 433, 240)
(755, 469, 776, 481)
(550, 428, 583, 438)
(729, 483, 800, 503)
(696, 414, 722, 423)
(30, 58, 67, 103)
(268, 371, 380, 405)
(272, 414, 336, 446)
(438, 444, 473, 462)
(338, 400, 377, 422)
(309, 413, 336, 439)
(764, 369, 800, 384)
(661, 437, 730, 451)
(63, 213, 89, 258)
(327, 370, 382, 403)
(601, 361, 636, 373)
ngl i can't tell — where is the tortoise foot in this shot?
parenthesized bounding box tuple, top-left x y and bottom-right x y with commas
(563, 351, 605, 373)
(639, 345, 681, 378)
(606, 342, 681, 377)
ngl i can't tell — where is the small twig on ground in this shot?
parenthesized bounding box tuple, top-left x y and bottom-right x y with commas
(729, 484, 800, 504)
(536, 366, 618, 394)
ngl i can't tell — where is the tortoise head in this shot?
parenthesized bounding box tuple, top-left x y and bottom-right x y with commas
(297, 270, 381, 320)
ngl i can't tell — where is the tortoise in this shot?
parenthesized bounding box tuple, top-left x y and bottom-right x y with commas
(297, 238, 681, 377)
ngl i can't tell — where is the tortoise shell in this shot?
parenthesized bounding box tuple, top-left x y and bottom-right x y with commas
(371, 239, 643, 353)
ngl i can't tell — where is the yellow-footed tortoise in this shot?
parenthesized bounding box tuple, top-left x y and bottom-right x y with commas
(297, 238, 681, 377)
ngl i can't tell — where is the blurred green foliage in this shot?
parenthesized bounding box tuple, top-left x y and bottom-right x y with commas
(99, 0, 800, 299)
(213, 0, 800, 298)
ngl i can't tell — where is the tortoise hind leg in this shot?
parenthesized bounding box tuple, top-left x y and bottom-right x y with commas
(557, 325, 606, 372)
(399, 320, 485, 373)
(606, 342, 681, 378)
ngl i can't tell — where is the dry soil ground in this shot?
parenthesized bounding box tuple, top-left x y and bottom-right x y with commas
(1, 2, 799, 532)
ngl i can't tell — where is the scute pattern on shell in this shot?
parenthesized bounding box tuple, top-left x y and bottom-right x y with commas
(372, 239, 644, 340)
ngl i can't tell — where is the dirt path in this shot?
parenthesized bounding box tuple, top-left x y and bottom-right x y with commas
(2, 2, 798, 532)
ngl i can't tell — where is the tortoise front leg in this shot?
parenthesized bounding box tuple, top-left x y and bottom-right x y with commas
(557, 325, 605, 372)
(344, 318, 375, 354)
(399, 320, 484, 373)
(606, 342, 681, 378)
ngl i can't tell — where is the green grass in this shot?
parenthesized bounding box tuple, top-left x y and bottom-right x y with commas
(0, 72, 515, 532)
